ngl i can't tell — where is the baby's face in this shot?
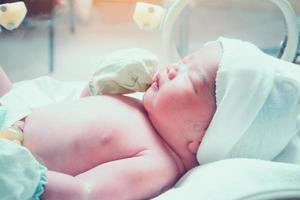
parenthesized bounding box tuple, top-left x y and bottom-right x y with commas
(143, 58, 216, 168)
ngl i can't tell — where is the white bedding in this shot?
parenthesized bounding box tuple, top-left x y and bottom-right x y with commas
(154, 159, 300, 200)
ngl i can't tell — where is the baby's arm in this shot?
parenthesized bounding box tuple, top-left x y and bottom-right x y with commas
(76, 153, 178, 200)
(41, 154, 178, 200)
(41, 170, 88, 200)
(81, 49, 159, 97)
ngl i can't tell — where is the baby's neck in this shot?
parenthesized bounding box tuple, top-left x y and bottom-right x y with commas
(160, 129, 205, 173)
(160, 139, 191, 175)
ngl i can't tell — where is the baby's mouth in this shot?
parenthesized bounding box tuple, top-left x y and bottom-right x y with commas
(151, 73, 160, 90)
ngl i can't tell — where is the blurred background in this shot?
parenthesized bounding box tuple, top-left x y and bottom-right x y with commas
(0, 0, 299, 82)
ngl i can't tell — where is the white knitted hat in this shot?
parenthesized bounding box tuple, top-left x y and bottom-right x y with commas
(197, 37, 300, 164)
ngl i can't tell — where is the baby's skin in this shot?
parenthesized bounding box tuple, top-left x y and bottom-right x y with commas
(23, 95, 185, 200)
(1, 42, 222, 200)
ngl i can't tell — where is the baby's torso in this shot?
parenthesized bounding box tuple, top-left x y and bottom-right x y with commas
(22, 95, 172, 175)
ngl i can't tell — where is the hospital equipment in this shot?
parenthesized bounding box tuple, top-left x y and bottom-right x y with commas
(133, 2, 165, 31)
(161, 0, 299, 63)
(1, 1, 300, 199)
(133, 0, 299, 63)
(0, 2, 27, 31)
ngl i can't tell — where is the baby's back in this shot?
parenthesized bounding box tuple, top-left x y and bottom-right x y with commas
(22, 95, 180, 176)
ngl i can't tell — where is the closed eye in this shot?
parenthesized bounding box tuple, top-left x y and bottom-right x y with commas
(188, 70, 200, 94)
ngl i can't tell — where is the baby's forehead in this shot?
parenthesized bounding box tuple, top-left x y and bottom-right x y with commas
(162, 54, 205, 74)
(181, 61, 203, 74)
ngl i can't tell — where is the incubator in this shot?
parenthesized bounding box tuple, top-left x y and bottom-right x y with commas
(0, 0, 299, 82)
(134, 0, 300, 63)
(0, 2, 27, 31)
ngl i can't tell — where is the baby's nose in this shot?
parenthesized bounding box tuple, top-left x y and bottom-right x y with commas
(167, 68, 177, 80)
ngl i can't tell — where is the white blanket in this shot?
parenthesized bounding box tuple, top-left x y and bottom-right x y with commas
(154, 158, 300, 200)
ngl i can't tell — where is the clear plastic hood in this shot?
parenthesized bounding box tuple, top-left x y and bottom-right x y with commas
(0, 0, 299, 82)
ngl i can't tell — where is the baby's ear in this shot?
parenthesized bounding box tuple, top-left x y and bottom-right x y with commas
(188, 140, 200, 154)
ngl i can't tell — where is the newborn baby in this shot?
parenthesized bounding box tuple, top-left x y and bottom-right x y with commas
(0, 41, 221, 200)
(1, 37, 300, 200)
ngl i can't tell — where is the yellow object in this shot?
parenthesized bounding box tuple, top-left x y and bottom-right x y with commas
(133, 2, 165, 31)
(89, 48, 159, 95)
(0, 2, 27, 30)
(0, 127, 24, 145)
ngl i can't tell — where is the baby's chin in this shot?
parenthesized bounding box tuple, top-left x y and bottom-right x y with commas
(143, 86, 158, 113)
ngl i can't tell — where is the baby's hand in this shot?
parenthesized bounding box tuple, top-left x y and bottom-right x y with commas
(88, 48, 159, 95)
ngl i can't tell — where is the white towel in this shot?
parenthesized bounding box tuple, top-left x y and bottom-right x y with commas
(153, 158, 300, 200)
(197, 37, 300, 164)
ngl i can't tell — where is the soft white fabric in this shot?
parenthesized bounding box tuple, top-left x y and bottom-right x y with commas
(0, 139, 47, 200)
(197, 37, 300, 164)
(88, 48, 159, 95)
(154, 158, 300, 200)
(0, 76, 85, 129)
